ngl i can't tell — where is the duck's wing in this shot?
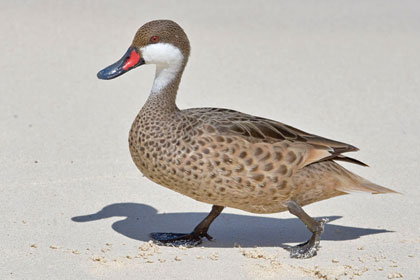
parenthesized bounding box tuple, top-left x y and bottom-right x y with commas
(185, 108, 366, 168)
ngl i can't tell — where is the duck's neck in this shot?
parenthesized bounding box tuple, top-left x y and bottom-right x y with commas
(141, 43, 188, 115)
(143, 63, 184, 113)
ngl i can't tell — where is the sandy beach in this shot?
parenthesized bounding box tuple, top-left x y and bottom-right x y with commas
(1, 1, 419, 279)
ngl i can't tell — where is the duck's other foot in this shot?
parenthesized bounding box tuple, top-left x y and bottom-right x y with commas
(288, 240, 318, 259)
(150, 231, 213, 247)
(287, 200, 329, 259)
(287, 218, 328, 259)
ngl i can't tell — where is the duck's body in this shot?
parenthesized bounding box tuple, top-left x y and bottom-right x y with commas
(129, 105, 387, 214)
(98, 20, 396, 258)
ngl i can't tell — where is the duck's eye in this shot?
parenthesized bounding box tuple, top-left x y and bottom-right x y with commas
(150, 36, 160, 43)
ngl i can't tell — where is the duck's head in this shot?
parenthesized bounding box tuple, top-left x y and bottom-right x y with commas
(97, 20, 190, 81)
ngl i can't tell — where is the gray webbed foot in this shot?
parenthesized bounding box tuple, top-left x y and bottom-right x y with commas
(287, 217, 328, 259)
(287, 234, 320, 259)
(286, 200, 329, 259)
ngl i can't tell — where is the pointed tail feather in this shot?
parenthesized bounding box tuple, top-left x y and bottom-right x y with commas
(358, 181, 399, 194)
(337, 178, 399, 194)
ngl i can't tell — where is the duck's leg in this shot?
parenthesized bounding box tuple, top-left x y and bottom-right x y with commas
(151, 205, 224, 247)
(286, 200, 329, 259)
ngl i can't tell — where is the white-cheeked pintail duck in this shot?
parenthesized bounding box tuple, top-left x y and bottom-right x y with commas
(97, 20, 397, 258)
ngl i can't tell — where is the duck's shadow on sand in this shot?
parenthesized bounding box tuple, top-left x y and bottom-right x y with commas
(71, 202, 391, 248)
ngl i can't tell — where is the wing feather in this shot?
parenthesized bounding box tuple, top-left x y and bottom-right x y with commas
(183, 107, 362, 167)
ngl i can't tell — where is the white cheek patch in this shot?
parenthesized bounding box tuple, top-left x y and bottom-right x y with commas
(140, 43, 184, 93)
(141, 43, 183, 65)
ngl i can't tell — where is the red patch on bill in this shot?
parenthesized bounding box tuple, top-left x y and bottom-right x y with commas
(123, 50, 141, 70)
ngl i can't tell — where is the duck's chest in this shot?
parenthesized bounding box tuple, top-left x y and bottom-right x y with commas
(128, 112, 192, 185)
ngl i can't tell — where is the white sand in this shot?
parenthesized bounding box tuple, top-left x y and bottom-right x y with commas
(1, 1, 419, 279)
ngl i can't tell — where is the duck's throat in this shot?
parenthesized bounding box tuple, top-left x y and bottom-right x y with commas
(141, 42, 187, 111)
(151, 63, 182, 94)
(143, 63, 184, 113)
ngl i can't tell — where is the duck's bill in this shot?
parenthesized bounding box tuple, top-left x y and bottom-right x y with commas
(97, 47, 145, 80)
